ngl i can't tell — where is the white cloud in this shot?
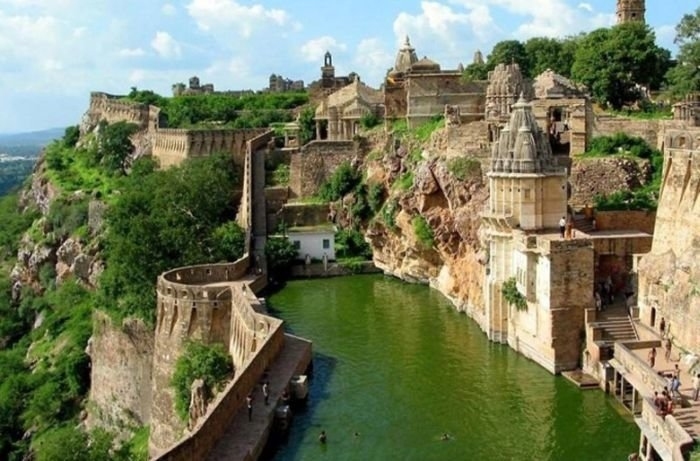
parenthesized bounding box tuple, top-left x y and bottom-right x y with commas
(300, 36, 347, 62)
(186, 0, 291, 37)
(450, 0, 614, 39)
(353, 38, 393, 86)
(162, 3, 177, 16)
(393, 1, 497, 63)
(150, 31, 181, 58)
(119, 47, 146, 57)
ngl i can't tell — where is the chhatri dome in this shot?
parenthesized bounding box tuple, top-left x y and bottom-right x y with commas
(392, 36, 419, 75)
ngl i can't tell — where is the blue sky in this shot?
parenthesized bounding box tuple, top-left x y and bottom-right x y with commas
(0, 0, 694, 133)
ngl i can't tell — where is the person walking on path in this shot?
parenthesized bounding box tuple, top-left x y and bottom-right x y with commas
(246, 394, 253, 422)
(692, 373, 700, 401)
(648, 347, 657, 368)
(665, 337, 673, 361)
(660, 317, 666, 337)
(559, 216, 566, 239)
(262, 381, 270, 406)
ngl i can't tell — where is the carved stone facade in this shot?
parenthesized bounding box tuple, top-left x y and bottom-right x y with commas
(673, 93, 700, 127)
(482, 96, 593, 373)
(314, 79, 383, 141)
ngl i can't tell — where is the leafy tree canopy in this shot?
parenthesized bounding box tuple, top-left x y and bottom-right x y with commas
(487, 40, 531, 77)
(666, 7, 700, 97)
(571, 23, 669, 109)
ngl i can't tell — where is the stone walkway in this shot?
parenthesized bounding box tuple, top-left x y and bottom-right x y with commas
(631, 329, 700, 439)
(206, 334, 312, 461)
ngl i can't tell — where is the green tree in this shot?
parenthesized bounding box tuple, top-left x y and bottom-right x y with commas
(97, 121, 139, 175)
(524, 37, 569, 78)
(211, 221, 246, 262)
(265, 236, 298, 274)
(297, 106, 316, 144)
(461, 62, 489, 81)
(171, 342, 233, 421)
(666, 7, 700, 97)
(487, 40, 530, 77)
(62, 125, 80, 148)
(572, 23, 669, 109)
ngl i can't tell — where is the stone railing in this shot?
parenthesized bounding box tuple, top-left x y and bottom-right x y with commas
(614, 341, 665, 391)
(154, 312, 284, 461)
(638, 397, 694, 461)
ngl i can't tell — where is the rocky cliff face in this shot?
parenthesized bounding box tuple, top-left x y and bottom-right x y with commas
(365, 132, 489, 320)
(85, 312, 154, 435)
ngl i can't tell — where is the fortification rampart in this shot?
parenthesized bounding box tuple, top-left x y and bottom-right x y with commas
(85, 92, 153, 131)
(152, 128, 268, 169)
(289, 140, 357, 198)
(152, 257, 276, 454)
(637, 127, 700, 358)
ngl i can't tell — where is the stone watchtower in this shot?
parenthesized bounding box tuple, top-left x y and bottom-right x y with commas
(616, 0, 645, 24)
(321, 51, 336, 89)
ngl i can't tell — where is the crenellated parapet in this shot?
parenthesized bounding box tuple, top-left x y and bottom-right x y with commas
(84, 92, 152, 132)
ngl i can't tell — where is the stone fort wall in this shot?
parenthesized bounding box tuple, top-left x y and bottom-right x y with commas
(289, 140, 358, 198)
(152, 128, 268, 168)
(407, 75, 486, 129)
(637, 127, 700, 355)
(85, 92, 268, 169)
(150, 259, 283, 456)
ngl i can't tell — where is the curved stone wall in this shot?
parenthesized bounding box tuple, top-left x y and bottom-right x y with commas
(151, 256, 285, 455)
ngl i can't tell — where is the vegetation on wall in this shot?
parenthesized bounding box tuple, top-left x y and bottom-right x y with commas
(412, 215, 434, 248)
(584, 133, 663, 211)
(125, 88, 309, 129)
(335, 228, 372, 260)
(502, 277, 528, 311)
(447, 157, 481, 181)
(171, 342, 233, 421)
(318, 161, 362, 202)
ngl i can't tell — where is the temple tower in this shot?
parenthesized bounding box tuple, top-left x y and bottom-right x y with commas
(482, 95, 568, 343)
(616, 0, 645, 24)
(321, 51, 336, 88)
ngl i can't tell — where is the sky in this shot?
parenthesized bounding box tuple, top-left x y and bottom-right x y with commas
(0, 0, 695, 133)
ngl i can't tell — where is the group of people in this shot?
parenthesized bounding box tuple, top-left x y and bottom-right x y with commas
(594, 277, 615, 311)
(246, 380, 274, 422)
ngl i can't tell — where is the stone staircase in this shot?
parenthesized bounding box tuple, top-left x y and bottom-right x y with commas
(597, 307, 638, 345)
(572, 213, 595, 233)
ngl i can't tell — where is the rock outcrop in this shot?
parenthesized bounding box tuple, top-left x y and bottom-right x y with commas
(366, 133, 488, 317)
(569, 157, 652, 208)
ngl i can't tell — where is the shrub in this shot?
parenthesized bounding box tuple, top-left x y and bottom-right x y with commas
(335, 228, 372, 259)
(367, 183, 384, 214)
(394, 172, 414, 191)
(448, 157, 481, 181)
(381, 199, 399, 231)
(502, 277, 527, 310)
(210, 221, 246, 262)
(171, 342, 233, 421)
(414, 115, 445, 142)
(271, 164, 290, 186)
(265, 236, 298, 274)
(318, 161, 362, 202)
(360, 113, 381, 129)
(412, 215, 434, 248)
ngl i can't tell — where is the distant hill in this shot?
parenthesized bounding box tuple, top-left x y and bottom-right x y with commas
(0, 127, 66, 195)
(0, 127, 66, 149)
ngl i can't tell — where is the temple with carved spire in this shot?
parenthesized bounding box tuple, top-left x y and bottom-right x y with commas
(481, 94, 594, 374)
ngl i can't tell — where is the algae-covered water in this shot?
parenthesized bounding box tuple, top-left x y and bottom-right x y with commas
(266, 274, 637, 461)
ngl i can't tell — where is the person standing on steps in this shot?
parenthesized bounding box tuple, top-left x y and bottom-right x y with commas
(262, 381, 270, 406)
(246, 394, 253, 422)
(692, 373, 700, 401)
(648, 347, 657, 368)
(559, 216, 566, 239)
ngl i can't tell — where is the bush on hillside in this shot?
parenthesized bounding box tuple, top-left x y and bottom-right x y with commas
(171, 342, 233, 421)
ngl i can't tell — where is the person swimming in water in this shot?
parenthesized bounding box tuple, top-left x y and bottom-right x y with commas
(441, 433, 451, 441)
(319, 430, 327, 444)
